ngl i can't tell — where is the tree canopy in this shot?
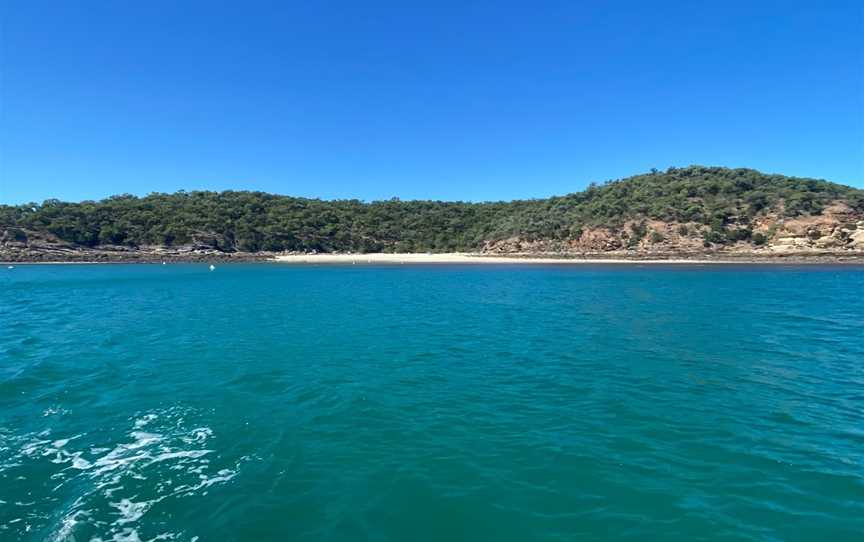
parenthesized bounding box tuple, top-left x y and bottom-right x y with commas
(3, 167, 862, 252)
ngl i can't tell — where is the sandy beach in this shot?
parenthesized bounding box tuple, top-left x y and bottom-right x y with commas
(5, 251, 863, 265)
(273, 253, 801, 265)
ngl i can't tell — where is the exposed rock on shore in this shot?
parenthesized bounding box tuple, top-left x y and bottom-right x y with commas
(0, 230, 273, 263)
(481, 203, 864, 256)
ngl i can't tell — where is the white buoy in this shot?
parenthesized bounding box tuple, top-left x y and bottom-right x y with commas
(7, 265, 13, 269)
(209, 264, 215, 271)
(162, 261, 166, 265)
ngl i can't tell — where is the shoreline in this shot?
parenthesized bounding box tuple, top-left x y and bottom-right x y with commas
(273, 252, 864, 265)
(4, 251, 864, 266)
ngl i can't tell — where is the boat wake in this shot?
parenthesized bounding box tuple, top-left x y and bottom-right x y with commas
(0, 406, 247, 541)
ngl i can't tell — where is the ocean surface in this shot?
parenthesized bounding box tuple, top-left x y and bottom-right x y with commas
(1, 263, 863, 541)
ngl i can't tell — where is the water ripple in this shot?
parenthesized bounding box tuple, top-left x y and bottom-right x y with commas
(1, 264, 863, 540)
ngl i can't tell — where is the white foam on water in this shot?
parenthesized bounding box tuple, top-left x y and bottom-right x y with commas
(171, 467, 239, 497)
(54, 509, 88, 541)
(111, 527, 142, 542)
(71, 456, 93, 470)
(128, 431, 163, 449)
(111, 498, 161, 525)
(48, 434, 82, 455)
(4, 407, 245, 542)
(21, 438, 51, 457)
(150, 449, 211, 463)
(43, 406, 68, 417)
(182, 427, 212, 444)
(133, 414, 158, 429)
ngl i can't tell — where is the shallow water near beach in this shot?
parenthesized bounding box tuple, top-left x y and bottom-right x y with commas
(1, 263, 863, 541)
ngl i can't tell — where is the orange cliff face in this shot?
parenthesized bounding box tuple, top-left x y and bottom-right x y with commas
(765, 202, 864, 252)
(481, 202, 864, 255)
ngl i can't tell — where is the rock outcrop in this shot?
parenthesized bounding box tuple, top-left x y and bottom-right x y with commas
(481, 202, 864, 256)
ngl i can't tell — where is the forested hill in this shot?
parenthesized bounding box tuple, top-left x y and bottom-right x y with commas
(2, 166, 864, 254)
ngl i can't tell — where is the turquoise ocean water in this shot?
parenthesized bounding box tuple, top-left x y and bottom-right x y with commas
(1, 263, 863, 541)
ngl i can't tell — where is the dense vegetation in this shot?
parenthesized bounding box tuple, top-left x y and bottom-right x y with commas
(2, 167, 862, 252)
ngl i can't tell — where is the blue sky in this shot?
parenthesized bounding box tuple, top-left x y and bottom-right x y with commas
(1, 0, 862, 204)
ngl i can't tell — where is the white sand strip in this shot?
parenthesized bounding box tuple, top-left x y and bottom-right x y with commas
(272, 253, 733, 264)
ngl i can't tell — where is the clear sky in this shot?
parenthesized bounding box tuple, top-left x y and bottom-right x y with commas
(1, 0, 862, 204)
